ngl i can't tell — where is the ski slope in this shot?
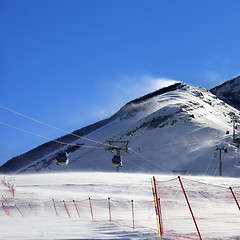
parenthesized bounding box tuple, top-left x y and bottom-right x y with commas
(1, 172, 240, 239)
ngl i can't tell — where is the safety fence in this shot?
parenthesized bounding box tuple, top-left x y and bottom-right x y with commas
(152, 176, 240, 240)
(0, 176, 157, 234)
(1, 176, 15, 212)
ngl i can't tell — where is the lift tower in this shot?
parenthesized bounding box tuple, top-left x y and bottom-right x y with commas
(105, 140, 131, 172)
(231, 116, 238, 142)
(216, 145, 228, 176)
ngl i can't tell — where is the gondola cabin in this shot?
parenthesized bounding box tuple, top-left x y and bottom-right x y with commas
(112, 155, 122, 167)
(56, 151, 69, 165)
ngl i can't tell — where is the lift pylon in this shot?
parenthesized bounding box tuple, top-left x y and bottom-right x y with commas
(105, 140, 131, 172)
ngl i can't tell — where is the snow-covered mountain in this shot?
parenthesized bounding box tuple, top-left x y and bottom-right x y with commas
(211, 75, 240, 110)
(1, 81, 240, 177)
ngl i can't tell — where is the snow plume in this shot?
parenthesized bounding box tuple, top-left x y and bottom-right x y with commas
(142, 76, 179, 93)
(107, 75, 179, 110)
(117, 75, 179, 99)
(92, 75, 179, 120)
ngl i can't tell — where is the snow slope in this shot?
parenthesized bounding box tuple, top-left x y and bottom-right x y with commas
(17, 83, 240, 177)
(1, 172, 240, 239)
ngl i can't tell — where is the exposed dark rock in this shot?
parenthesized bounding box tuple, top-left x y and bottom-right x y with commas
(210, 75, 240, 110)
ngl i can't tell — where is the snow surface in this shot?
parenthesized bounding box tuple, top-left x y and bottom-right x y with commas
(1, 172, 240, 239)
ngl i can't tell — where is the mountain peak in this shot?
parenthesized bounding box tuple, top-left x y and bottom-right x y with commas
(125, 82, 186, 106)
(113, 82, 187, 118)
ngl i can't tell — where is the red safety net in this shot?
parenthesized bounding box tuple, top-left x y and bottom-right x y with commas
(153, 176, 240, 240)
(1, 177, 157, 234)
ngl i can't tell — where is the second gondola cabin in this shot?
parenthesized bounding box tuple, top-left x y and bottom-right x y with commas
(56, 151, 69, 165)
(112, 155, 122, 167)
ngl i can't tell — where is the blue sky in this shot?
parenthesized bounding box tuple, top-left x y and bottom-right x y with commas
(1, 0, 240, 166)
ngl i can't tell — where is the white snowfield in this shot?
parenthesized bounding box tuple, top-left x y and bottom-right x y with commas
(18, 84, 240, 178)
(1, 172, 240, 240)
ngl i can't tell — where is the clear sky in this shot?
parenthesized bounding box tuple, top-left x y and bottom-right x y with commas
(1, 0, 240, 166)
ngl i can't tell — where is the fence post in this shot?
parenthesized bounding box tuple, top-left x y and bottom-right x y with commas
(11, 185, 15, 198)
(2, 195, 10, 206)
(29, 203, 37, 216)
(178, 176, 202, 240)
(63, 200, 70, 217)
(108, 197, 112, 221)
(52, 199, 59, 216)
(89, 197, 94, 220)
(153, 176, 164, 237)
(131, 200, 134, 231)
(229, 187, 240, 211)
(151, 178, 161, 236)
(73, 200, 80, 217)
(15, 205, 24, 217)
(2, 202, 11, 217)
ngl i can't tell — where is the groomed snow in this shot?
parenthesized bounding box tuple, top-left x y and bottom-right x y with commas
(1, 172, 240, 239)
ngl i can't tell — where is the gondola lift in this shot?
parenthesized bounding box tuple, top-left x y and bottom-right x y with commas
(56, 151, 69, 165)
(112, 155, 122, 167)
(105, 140, 131, 172)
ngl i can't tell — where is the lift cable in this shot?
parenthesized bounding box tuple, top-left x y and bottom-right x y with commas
(0, 104, 115, 148)
(131, 149, 171, 173)
(0, 121, 104, 150)
(214, 160, 220, 176)
(1, 105, 179, 171)
(1, 119, 172, 171)
(121, 156, 151, 172)
(204, 151, 216, 175)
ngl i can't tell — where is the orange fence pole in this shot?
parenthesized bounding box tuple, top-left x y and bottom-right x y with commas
(63, 200, 70, 217)
(52, 199, 59, 216)
(178, 176, 202, 240)
(89, 197, 94, 220)
(73, 200, 80, 217)
(229, 187, 240, 211)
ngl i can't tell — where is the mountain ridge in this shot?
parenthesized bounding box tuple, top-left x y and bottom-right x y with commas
(211, 75, 240, 110)
(1, 79, 240, 176)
